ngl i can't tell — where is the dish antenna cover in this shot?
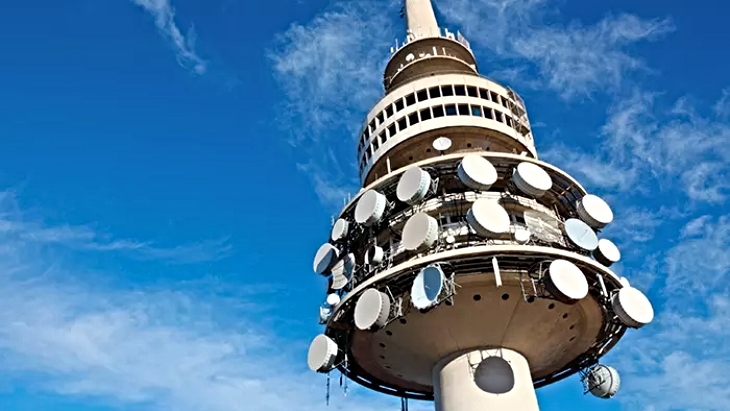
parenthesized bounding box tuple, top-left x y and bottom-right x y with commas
(564, 218, 599, 251)
(514, 227, 531, 243)
(467, 199, 511, 237)
(326, 293, 341, 307)
(611, 287, 654, 328)
(365, 244, 385, 266)
(512, 162, 552, 197)
(411, 264, 445, 310)
(593, 239, 621, 267)
(457, 154, 498, 191)
(330, 219, 350, 242)
(544, 259, 589, 304)
(354, 289, 392, 330)
(432, 136, 452, 151)
(313, 243, 340, 275)
(307, 334, 339, 373)
(397, 167, 432, 205)
(355, 190, 387, 226)
(586, 365, 621, 399)
(577, 194, 614, 229)
(402, 212, 439, 251)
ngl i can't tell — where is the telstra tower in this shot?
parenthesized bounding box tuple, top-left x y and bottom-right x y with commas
(306, 1, 654, 410)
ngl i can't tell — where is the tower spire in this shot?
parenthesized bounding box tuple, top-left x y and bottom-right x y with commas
(404, 0, 440, 39)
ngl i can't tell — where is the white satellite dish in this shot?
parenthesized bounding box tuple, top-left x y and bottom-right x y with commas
(457, 154, 498, 191)
(411, 264, 445, 310)
(514, 227, 531, 243)
(432, 136, 452, 151)
(365, 244, 384, 266)
(563, 218, 599, 251)
(577, 194, 614, 229)
(307, 334, 339, 373)
(466, 199, 510, 237)
(401, 212, 439, 251)
(330, 219, 350, 242)
(354, 289, 392, 330)
(313, 243, 340, 275)
(397, 167, 432, 205)
(512, 162, 552, 197)
(354, 190, 387, 226)
(586, 365, 621, 399)
(544, 259, 589, 304)
(611, 287, 654, 328)
(326, 293, 341, 307)
(593, 238, 621, 267)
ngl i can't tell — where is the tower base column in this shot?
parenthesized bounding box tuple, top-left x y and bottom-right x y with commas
(433, 348, 540, 411)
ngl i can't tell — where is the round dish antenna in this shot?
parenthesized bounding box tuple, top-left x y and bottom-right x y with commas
(611, 287, 654, 328)
(402, 212, 439, 251)
(514, 227, 531, 243)
(330, 219, 350, 242)
(593, 238, 621, 267)
(512, 162, 552, 197)
(411, 264, 445, 310)
(307, 334, 339, 373)
(326, 293, 341, 307)
(457, 154, 498, 191)
(466, 199, 510, 237)
(585, 365, 621, 399)
(563, 218, 599, 251)
(365, 244, 384, 266)
(577, 194, 614, 229)
(354, 289, 392, 330)
(474, 356, 515, 394)
(397, 167, 433, 205)
(355, 190, 387, 226)
(544, 259, 589, 304)
(313, 243, 340, 275)
(432, 136, 452, 151)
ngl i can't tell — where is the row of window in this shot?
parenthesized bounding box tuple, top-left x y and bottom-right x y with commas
(359, 83, 524, 152)
(358, 102, 526, 171)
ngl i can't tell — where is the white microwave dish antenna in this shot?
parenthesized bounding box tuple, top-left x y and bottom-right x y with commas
(397, 167, 432, 205)
(432, 136, 452, 151)
(512, 162, 552, 197)
(313, 243, 340, 275)
(466, 199, 510, 237)
(577, 194, 614, 229)
(457, 154, 498, 191)
(544, 259, 589, 303)
(307, 334, 339, 373)
(354, 289, 392, 330)
(402, 212, 439, 251)
(563, 218, 599, 251)
(355, 190, 387, 226)
(411, 264, 445, 310)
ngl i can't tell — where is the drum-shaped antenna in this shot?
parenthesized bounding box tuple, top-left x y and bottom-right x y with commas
(586, 365, 621, 399)
(457, 154, 498, 191)
(514, 227, 532, 243)
(313, 243, 340, 275)
(544, 259, 589, 304)
(611, 287, 654, 328)
(432, 136, 452, 151)
(466, 199, 510, 237)
(354, 289, 392, 330)
(411, 264, 445, 310)
(512, 162, 552, 197)
(365, 244, 384, 266)
(577, 194, 614, 229)
(330, 253, 355, 290)
(355, 190, 387, 226)
(563, 218, 599, 251)
(402, 212, 439, 251)
(397, 167, 432, 205)
(326, 293, 341, 307)
(307, 334, 339, 373)
(593, 239, 621, 267)
(330, 218, 350, 242)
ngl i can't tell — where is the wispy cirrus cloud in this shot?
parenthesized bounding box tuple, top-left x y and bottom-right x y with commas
(130, 0, 207, 75)
(0, 189, 412, 411)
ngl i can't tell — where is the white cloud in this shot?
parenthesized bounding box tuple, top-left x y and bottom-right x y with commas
(438, 0, 674, 98)
(0, 189, 408, 411)
(130, 0, 207, 74)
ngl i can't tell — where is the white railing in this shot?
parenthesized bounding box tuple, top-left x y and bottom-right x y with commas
(390, 27, 471, 55)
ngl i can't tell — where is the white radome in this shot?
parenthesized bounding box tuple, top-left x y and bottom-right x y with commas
(313, 243, 339, 275)
(355, 190, 387, 226)
(611, 287, 654, 328)
(402, 212, 439, 251)
(586, 365, 621, 399)
(545, 259, 589, 303)
(354, 289, 391, 330)
(466, 199, 510, 237)
(397, 166, 432, 205)
(457, 154, 498, 191)
(307, 334, 339, 373)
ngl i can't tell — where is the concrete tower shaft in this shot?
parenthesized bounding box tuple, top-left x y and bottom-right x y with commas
(405, 0, 440, 39)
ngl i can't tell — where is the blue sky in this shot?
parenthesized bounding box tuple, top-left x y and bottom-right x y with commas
(0, 0, 728, 410)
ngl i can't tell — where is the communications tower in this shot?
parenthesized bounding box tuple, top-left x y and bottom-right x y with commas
(306, 1, 654, 409)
